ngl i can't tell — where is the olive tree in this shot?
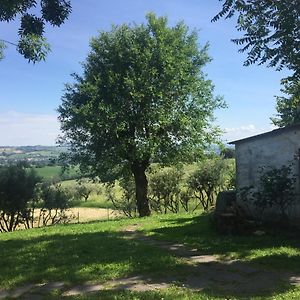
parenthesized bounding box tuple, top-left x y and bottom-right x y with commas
(0, 164, 40, 232)
(58, 13, 224, 217)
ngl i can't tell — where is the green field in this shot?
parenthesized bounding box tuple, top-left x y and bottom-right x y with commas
(1, 212, 299, 299)
(35, 166, 79, 181)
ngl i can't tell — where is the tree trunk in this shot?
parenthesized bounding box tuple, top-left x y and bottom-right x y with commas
(131, 161, 151, 217)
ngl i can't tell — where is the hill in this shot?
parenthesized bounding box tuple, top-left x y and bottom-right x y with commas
(0, 146, 67, 166)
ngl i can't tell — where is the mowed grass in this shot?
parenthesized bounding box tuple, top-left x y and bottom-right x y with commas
(0, 217, 183, 291)
(139, 213, 300, 272)
(1, 212, 300, 299)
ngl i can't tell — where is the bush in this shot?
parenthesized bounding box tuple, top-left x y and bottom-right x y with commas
(188, 159, 234, 211)
(0, 164, 41, 232)
(75, 178, 95, 202)
(149, 167, 186, 213)
(35, 182, 75, 227)
(241, 164, 297, 226)
(105, 177, 137, 218)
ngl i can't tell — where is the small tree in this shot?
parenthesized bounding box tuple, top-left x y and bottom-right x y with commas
(58, 13, 224, 217)
(75, 178, 94, 202)
(105, 177, 137, 218)
(188, 159, 229, 211)
(149, 167, 184, 214)
(36, 182, 74, 226)
(0, 164, 40, 232)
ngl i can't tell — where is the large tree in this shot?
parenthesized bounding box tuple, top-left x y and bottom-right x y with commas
(58, 13, 224, 217)
(0, 0, 71, 62)
(212, 0, 300, 79)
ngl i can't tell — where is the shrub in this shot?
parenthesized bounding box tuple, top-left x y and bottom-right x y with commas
(188, 159, 233, 211)
(105, 177, 137, 218)
(0, 164, 40, 232)
(242, 164, 297, 225)
(148, 167, 185, 213)
(75, 178, 95, 202)
(35, 182, 75, 227)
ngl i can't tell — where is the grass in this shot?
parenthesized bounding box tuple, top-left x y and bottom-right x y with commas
(61, 179, 116, 209)
(0, 212, 300, 299)
(0, 218, 183, 290)
(139, 212, 300, 273)
(35, 166, 79, 181)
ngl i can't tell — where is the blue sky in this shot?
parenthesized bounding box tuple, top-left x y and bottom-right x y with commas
(0, 0, 290, 145)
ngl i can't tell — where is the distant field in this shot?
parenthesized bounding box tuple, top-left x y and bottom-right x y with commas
(35, 166, 79, 181)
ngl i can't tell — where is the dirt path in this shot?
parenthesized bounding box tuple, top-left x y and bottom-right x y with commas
(1, 224, 299, 299)
(121, 225, 300, 295)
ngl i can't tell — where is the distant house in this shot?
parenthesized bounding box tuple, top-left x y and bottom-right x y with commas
(229, 124, 300, 226)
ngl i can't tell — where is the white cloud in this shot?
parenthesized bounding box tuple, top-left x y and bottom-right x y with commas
(0, 111, 60, 146)
(222, 124, 277, 143)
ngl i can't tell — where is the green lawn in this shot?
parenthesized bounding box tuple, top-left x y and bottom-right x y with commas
(139, 213, 300, 272)
(0, 212, 299, 299)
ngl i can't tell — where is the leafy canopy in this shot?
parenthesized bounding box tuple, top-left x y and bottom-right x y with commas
(271, 80, 300, 127)
(212, 0, 300, 79)
(58, 13, 224, 182)
(0, 0, 71, 62)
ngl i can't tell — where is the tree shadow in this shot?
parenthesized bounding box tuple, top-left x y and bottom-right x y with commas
(1, 214, 299, 298)
(0, 229, 182, 290)
(146, 214, 300, 263)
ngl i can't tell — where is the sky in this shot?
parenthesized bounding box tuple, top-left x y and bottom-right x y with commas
(0, 0, 291, 146)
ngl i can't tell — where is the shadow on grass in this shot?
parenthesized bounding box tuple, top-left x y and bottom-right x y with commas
(0, 229, 181, 290)
(1, 214, 299, 299)
(144, 213, 300, 272)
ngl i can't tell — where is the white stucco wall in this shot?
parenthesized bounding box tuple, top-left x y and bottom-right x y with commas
(235, 127, 300, 226)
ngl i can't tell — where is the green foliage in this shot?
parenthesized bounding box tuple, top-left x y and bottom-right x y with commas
(58, 13, 224, 216)
(220, 147, 235, 159)
(17, 33, 50, 62)
(212, 0, 300, 79)
(75, 178, 95, 201)
(0, 0, 71, 62)
(105, 178, 137, 218)
(0, 41, 6, 59)
(188, 159, 235, 211)
(149, 166, 186, 213)
(0, 164, 40, 232)
(242, 164, 297, 224)
(35, 181, 74, 226)
(271, 80, 300, 127)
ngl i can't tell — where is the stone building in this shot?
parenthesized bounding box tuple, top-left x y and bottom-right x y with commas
(229, 124, 300, 226)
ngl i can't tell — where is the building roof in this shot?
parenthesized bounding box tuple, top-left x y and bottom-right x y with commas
(229, 123, 300, 145)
